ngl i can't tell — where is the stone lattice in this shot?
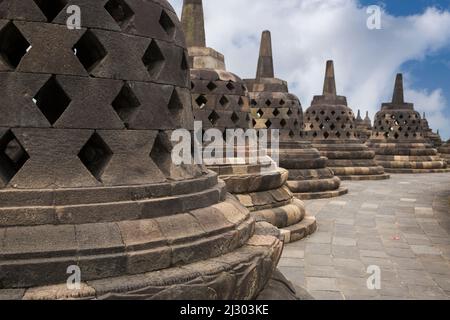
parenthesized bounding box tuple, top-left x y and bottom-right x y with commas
(367, 74, 448, 174)
(438, 140, 450, 163)
(182, 3, 316, 244)
(304, 61, 389, 181)
(355, 110, 372, 143)
(0, 0, 282, 300)
(421, 113, 442, 148)
(246, 32, 347, 200)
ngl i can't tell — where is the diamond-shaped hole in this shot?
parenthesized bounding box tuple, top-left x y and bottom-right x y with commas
(150, 131, 173, 177)
(142, 40, 165, 78)
(280, 99, 286, 106)
(208, 111, 220, 125)
(231, 112, 239, 124)
(78, 132, 113, 181)
(159, 9, 175, 37)
(0, 22, 30, 69)
(251, 99, 257, 106)
(0, 131, 29, 184)
(168, 88, 183, 113)
(195, 95, 207, 109)
(273, 108, 280, 117)
(112, 83, 140, 128)
(33, 0, 67, 22)
(181, 51, 189, 70)
(73, 30, 107, 72)
(105, 0, 134, 29)
(207, 81, 217, 91)
(324, 132, 330, 139)
(226, 81, 235, 91)
(256, 109, 264, 118)
(280, 119, 287, 127)
(265, 100, 272, 106)
(265, 119, 272, 128)
(238, 97, 245, 106)
(289, 130, 294, 138)
(33, 76, 71, 125)
(330, 123, 336, 130)
(287, 109, 293, 116)
(219, 96, 229, 107)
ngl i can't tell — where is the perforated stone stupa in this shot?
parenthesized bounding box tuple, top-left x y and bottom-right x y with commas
(438, 140, 450, 163)
(181, 3, 315, 244)
(304, 61, 389, 181)
(367, 74, 448, 174)
(355, 110, 372, 143)
(421, 113, 442, 148)
(0, 0, 283, 300)
(245, 32, 347, 200)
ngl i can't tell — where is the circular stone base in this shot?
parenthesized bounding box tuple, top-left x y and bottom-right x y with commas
(279, 214, 317, 243)
(338, 174, 391, 181)
(294, 187, 349, 200)
(4, 223, 282, 300)
(384, 168, 450, 174)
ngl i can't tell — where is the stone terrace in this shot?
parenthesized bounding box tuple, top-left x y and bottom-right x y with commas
(279, 173, 450, 300)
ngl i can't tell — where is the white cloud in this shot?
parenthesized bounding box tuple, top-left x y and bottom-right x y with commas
(168, 0, 450, 140)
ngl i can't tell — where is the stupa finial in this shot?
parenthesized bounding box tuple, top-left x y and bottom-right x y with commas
(256, 30, 275, 79)
(323, 60, 337, 96)
(181, 0, 206, 48)
(392, 73, 405, 104)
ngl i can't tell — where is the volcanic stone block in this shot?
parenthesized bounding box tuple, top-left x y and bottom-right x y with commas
(438, 140, 450, 163)
(14, 21, 87, 76)
(0, 0, 47, 22)
(54, 76, 125, 129)
(367, 74, 448, 174)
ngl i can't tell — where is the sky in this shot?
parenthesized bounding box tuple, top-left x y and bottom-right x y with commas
(168, 0, 450, 140)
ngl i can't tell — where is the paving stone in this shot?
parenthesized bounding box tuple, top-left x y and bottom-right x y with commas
(310, 291, 344, 300)
(305, 254, 334, 266)
(306, 277, 338, 291)
(332, 237, 357, 247)
(410, 245, 442, 255)
(305, 243, 331, 255)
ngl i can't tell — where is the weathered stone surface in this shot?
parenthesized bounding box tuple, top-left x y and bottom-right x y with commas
(0, 0, 281, 300)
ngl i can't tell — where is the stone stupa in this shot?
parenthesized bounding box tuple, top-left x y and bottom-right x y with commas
(245, 31, 347, 200)
(367, 74, 448, 173)
(421, 113, 442, 148)
(181, 2, 316, 244)
(355, 110, 373, 143)
(438, 139, 450, 163)
(304, 61, 390, 181)
(0, 0, 283, 300)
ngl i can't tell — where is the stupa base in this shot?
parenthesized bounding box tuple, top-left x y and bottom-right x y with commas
(3, 222, 282, 301)
(338, 173, 391, 181)
(383, 168, 450, 174)
(294, 187, 349, 200)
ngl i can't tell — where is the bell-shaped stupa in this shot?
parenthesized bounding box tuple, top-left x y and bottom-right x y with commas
(438, 139, 450, 163)
(355, 110, 373, 143)
(304, 61, 390, 181)
(181, 3, 316, 244)
(367, 74, 448, 173)
(245, 31, 347, 200)
(0, 0, 283, 300)
(421, 113, 442, 148)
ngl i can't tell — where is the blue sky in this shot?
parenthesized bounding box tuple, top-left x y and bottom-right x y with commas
(170, 0, 450, 140)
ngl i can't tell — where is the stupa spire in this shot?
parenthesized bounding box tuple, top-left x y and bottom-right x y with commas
(392, 73, 405, 104)
(181, 0, 206, 48)
(323, 60, 337, 96)
(357, 109, 362, 121)
(256, 30, 275, 79)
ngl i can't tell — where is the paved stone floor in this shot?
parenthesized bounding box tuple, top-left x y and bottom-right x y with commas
(279, 173, 450, 300)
